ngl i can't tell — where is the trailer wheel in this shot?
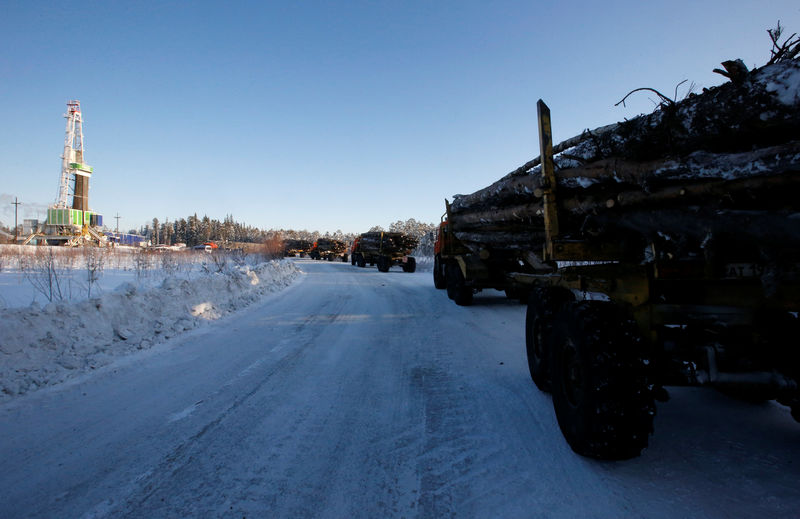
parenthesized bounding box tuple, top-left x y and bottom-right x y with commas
(377, 255, 390, 272)
(446, 261, 473, 306)
(551, 301, 654, 460)
(433, 255, 446, 289)
(342, 254, 348, 263)
(402, 257, 416, 273)
(525, 287, 574, 392)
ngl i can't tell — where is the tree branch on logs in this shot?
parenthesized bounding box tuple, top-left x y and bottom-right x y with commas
(615, 87, 674, 108)
(767, 21, 800, 65)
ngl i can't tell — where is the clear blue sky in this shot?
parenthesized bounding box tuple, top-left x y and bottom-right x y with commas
(2, 1, 798, 234)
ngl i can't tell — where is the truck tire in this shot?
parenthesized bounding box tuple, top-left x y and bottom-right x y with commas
(446, 261, 473, 306)
(357, 254, 366, 268)
(551, 301, 654, 460)
(377, 255, 390, 272)
(351, 254, 356, 266)
(433, 255, 446, 289)
(342, 254, 348, 262)
(402, 257, 416, 273)
(525, 287, 575, 392)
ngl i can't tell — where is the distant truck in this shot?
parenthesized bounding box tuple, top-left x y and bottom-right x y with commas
(434, 214, 529, 305)
(351, 231, 418, 272)
(309, 238, 348, 262)
(284, 239, 312, 257)
(435, 59, 800, 460)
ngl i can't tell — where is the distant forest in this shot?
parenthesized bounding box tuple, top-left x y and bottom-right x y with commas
(135, 214, 436, 247)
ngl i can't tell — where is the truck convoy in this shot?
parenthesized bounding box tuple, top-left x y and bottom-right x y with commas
(308, 238, 348, 261)
(351, 231, 418, 272)
(435, 59, 800, 459)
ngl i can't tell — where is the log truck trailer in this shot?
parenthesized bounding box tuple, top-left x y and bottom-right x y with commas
(434, 80, 800, 459)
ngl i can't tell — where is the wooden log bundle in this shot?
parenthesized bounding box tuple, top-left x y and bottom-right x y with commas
(315, 238, 347, 254)
(448, 59, 800, 257)
(284, 239, 312, 252)
(357, 232, 419, 255)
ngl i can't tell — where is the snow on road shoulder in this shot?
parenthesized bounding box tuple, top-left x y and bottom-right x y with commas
(0, 260, 301, 402)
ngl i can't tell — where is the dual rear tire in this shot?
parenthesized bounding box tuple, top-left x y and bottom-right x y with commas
(526, 295, 655, 460)
(525, 287, 574, 392)
(445, 261, 473, 306)
(433, 255, 446, 289)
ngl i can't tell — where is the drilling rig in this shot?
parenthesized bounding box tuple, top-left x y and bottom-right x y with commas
(41, 100, 105, 245)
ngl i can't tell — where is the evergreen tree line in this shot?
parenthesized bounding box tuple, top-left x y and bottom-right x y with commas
(137, 214, 270, 247)
(136, 214, 436, 248)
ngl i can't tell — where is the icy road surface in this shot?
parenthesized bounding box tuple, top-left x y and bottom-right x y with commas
(1, 258, 799, 518)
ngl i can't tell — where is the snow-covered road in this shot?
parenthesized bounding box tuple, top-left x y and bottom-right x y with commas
(1, 258, 799, 518)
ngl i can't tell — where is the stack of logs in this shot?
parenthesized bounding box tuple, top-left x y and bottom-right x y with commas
(284, 239, 312, 253)
(358, 232, 419, 255)
(315, 238, 347, 254)
(449, 59, 800, 257)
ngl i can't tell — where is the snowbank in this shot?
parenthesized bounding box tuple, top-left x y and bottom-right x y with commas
(0, 260, 301, 401)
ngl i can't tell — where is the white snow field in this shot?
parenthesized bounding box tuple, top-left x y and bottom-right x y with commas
(1, 258, 799, 518)
(0, 246, 301, 401)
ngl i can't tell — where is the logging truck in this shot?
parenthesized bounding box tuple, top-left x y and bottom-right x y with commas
(434, 213, 532, 304)
(352, 231, 418, 272)
(309, 238, 348, 261)
(284, 239, 312, 257)
(436, 59, 800, 460)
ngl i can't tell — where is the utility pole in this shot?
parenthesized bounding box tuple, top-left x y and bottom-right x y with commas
(115, 213, 120, 233)
(12, 197, 21, 242)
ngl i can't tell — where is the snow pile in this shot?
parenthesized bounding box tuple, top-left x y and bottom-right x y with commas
(0, 259, 301, 401)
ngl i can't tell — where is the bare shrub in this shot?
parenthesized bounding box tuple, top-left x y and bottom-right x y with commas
(82, 246, 105, 298)
(25, 247, 67, 302)
(229, 248, 248, 267)
(175, 249, 195, 274)
(111, 248, 127, 270)
(259, 236, 285, 261)
(133, 250, 150, 280)
(160, 250, 179, 276)
(60, 247, 80, 271)
(206, 251, 229, 274)
(0, 245, 21, 272)
(17, 247, 27, 272)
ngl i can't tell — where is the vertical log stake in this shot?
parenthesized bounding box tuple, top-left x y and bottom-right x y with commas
(537, 99, 559, 260)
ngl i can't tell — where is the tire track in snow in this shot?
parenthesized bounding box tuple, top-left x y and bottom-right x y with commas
(112, 295, 347, 517)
